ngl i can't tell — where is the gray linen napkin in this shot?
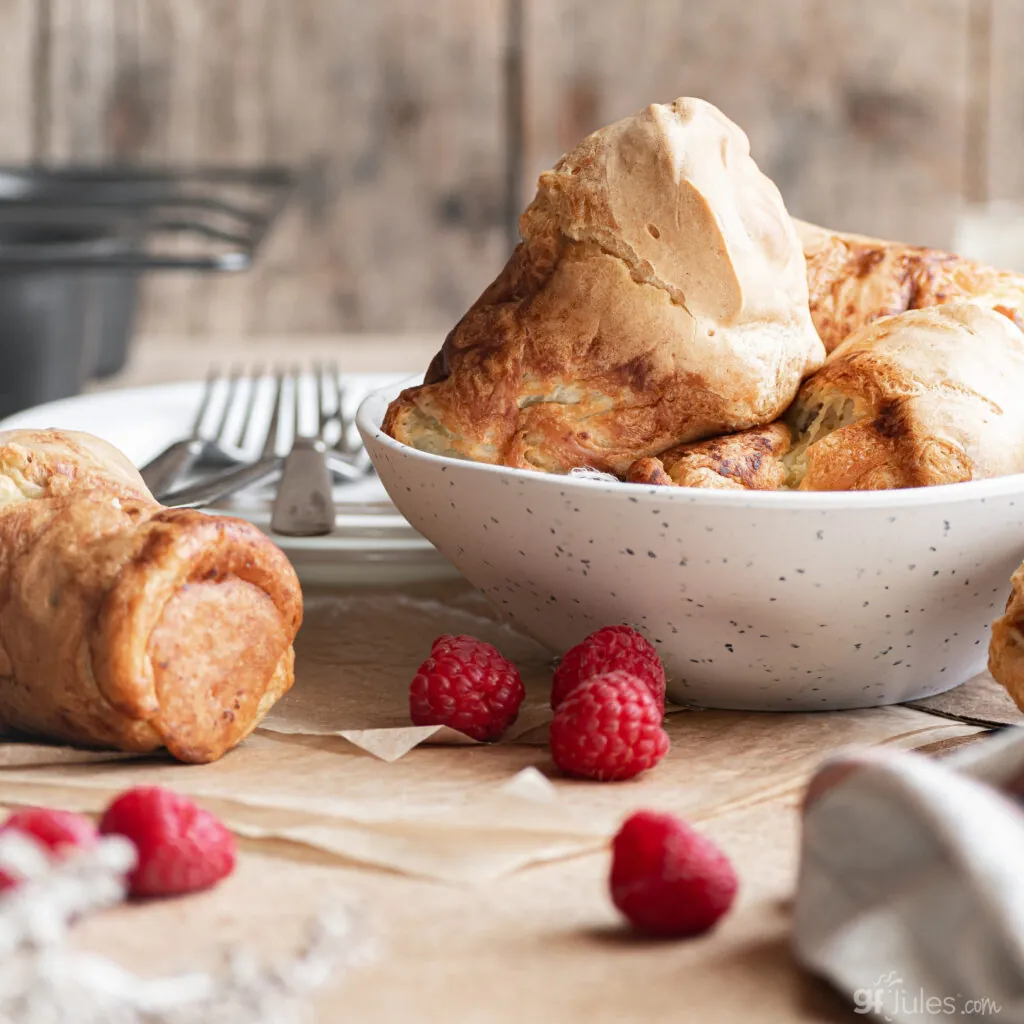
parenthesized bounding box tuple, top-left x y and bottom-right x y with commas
(793, 727, 1024, 1023)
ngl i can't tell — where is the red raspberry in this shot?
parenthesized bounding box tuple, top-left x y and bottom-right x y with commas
(610, 810, 738, 936)
(409, 634, 525, 741)
(549, 671, 669, 781)
(99, 787, 236, 898)
(0, 807, 98, 891)
(552, 625, 665, 710)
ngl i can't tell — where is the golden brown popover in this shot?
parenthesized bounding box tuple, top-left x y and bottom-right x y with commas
(0, 429, 302, 763)
(785, 303, 1024, 490)
(384, 98, 824, 475)
(797, 219, 1024, 353)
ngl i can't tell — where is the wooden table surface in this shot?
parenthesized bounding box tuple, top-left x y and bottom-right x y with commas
(4, 333, 1002, 1023)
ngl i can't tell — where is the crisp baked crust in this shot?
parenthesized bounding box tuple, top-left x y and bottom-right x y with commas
(785, 302, 1024, 490)
(0, 429, 302, 763)
(627, 422, 791, 490)
(797, 220, 1024, 353)
(384, 98, 824, 475)
(0, 429, 151, 504)
(990, 566, 1024, 712)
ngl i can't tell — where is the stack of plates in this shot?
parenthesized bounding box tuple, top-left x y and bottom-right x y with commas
(0, 373, 459, 586)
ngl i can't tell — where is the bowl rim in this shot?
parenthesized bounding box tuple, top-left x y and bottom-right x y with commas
(356, 378, 1024, 512)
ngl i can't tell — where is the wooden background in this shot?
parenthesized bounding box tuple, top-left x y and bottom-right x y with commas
(0, 0, 1020, 338)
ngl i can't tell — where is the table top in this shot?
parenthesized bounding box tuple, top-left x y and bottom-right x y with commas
(3, 333, 1015, 1023)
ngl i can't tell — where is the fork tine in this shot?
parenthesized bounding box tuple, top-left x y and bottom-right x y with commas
(316, 360, 337, 441)
(261, 367, 287, 458)
(235, 364, 264, 449)
(332, 365, 360, 455)
(190, 366, 221, 437)
(336, 386, 352, 453)
(213, 364, 243, 442)
(326, 360, 340, 400)
(290, 364, 303, 442)
(313, 361, 324, 437)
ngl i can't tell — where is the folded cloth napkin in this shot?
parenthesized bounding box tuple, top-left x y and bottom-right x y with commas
(793, 727, 1024, 1023)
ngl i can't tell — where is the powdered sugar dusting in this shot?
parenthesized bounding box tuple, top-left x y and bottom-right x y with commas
(0, 831, 364, 1023)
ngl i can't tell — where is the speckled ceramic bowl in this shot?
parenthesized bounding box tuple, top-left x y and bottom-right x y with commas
(358, 382, 1024, 711)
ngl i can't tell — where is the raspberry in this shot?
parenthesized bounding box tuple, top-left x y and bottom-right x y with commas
(610, 810, 738, 936)
(99, 787, 236, 898)
(409, 634, 525, 741)
(552, 626, 666, 710)
(0, 807, 98, 891)
(549, 671, 669, 781)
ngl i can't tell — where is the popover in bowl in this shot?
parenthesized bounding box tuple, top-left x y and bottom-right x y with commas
(364, 95, 1024, 712)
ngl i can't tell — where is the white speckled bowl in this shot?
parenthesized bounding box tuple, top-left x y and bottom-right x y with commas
(358, 382, 1024, 710)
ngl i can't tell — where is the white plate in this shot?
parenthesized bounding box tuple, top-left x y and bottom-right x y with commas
(0, 375, 459, 587)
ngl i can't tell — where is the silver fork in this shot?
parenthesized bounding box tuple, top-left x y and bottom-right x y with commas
(319, 363, 372, 479)
(156, 369, 286, 508)
(270, 364, 341, 537)
(158, 364, 369, 510)
(327, 378, 373, 477)
(139, 366, 251, 494)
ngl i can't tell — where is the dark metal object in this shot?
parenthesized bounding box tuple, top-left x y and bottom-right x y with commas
(0, 165, 295, 271)
(0, 166, 295, 413)
(92, 259, 141, 378)
(0, 224, 128, 418)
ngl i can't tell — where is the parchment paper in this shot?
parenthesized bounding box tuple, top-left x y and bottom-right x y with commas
(0, 709, 982, 885)
(0, 583, 987, 885)
(258, 588, 561, 757)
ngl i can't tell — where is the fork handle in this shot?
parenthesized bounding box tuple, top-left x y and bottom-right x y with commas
(157, 456, 282, 509)
(325, 450, 372, 480)
(271, 439, 337, 537)
(139, 438, 206, 495)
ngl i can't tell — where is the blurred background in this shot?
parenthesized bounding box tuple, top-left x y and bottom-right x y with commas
(0, 0, 1019, 406)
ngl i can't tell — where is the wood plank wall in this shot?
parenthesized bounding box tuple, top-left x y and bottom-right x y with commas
(0, 0, 1019, 337)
